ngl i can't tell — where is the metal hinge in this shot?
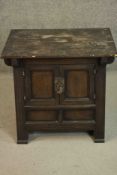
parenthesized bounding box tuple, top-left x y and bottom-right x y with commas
(94, 69, 97, 75)
(94, 93, 96, 100)
(24, 96, 26, 100)
(22, 71, 25, 77)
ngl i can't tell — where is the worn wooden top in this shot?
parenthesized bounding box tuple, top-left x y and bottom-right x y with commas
(1, 28, 116, 59)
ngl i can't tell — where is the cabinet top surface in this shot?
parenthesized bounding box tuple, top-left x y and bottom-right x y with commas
(1, 28, 116, 59)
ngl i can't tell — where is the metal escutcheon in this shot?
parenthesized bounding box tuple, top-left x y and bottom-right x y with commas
(55, 77, 64, 94)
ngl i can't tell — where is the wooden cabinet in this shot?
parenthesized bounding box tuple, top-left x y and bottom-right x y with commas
(1, 29, 116, 143)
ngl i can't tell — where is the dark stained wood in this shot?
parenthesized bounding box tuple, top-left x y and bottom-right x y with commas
(25, 120, 96, 131)
(58, 110, 63, 123)
(1, 28, 116, 143)
(1, 28, 116, 59)
(24, 104, 96, 109)
(94, 65, 106, 142)
(24, 58, 98, 65)
(13, 67, 28, 144)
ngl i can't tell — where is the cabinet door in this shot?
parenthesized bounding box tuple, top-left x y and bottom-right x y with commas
(60, 65, 95, 105)
(24, 64, 59, 105)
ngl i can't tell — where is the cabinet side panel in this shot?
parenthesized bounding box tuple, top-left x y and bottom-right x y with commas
(24, 64, 59, 105)
(13, 67, 28, 143)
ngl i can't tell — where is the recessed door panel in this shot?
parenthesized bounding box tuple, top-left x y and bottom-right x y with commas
(32, 71, 53, 98)
(66, 70, 88, 98)
(25, 64, 59, 105)
(60, 65, 95, 105)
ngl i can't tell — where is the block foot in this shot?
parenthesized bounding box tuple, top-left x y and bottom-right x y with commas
(94, 138, 105, 143)
(17, 139, 28, 144)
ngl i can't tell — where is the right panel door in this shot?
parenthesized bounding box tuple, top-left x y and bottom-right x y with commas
(60, 64, 95, 105)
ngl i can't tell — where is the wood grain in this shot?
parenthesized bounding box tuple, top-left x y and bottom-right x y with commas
(1, 28, 116, 59)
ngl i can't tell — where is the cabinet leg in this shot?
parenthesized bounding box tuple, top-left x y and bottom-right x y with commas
(88, 130, 94, 136)
(94, 65, 106, 143)
(13, 67, 29, 144)
(94, 129, 105, 143)
(88, 131, 105, 143)
(17, 140, 28, 144)
(94, 138, 105, 143)
(17, 139, 28, 144)
(17, 132, 28, 144)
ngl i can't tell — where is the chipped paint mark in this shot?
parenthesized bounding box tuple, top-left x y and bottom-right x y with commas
(42, 35, 54, 39)
(55, 33, 72, 38)
(55, 38, 68, 43)
(90, 54, 95, 56)
(32, 55, 36, 58)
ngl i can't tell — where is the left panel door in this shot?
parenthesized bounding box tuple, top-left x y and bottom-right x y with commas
(24, 64, 59, 105)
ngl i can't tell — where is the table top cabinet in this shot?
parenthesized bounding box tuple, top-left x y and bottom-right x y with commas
(1, 28, 116, 143)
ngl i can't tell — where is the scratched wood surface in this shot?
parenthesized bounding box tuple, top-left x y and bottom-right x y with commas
(1, 28, 116, 59)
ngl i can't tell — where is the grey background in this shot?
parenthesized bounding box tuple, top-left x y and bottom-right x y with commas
(0, 1, 117, 174)
(0, 0, 117, 71)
